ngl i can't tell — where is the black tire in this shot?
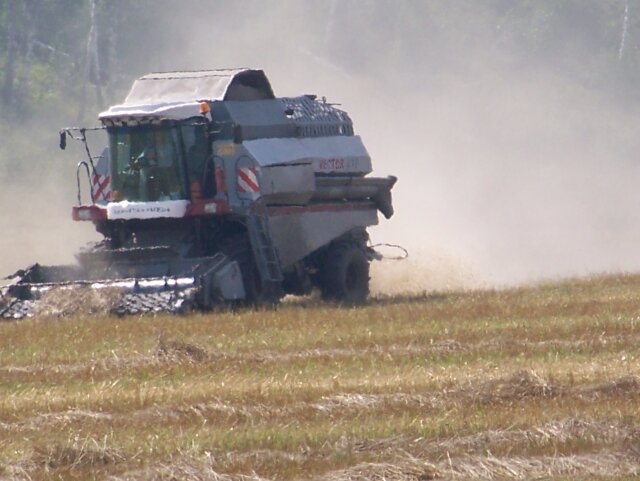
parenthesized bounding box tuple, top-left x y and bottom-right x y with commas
(321, 243, 370, 305)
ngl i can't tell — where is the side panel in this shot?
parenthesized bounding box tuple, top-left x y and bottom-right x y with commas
(267, 207, 378, 268)
(260, 163, 315, 205)
(212, 141, 251, 210)
(243, 136, 372, 175)
(213, 142, 317, 208)
(235, 155, 261, 203)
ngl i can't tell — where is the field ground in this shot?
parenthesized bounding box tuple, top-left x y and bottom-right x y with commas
(1, 274, 640, 480)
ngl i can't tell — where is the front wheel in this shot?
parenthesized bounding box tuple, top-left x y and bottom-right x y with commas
(320, 243, 370, 305)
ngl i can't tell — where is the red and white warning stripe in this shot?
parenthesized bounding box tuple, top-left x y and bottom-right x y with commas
(91, 148, 111, 203)
(92, 173, 111, 202)
(236, 166, 259, 194)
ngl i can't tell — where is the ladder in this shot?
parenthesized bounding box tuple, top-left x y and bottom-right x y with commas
(246, 208, 283, 292)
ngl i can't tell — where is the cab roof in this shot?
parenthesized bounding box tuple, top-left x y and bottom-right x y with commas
(99, 68, 275, 121)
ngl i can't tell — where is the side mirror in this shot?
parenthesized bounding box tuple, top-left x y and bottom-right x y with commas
(59, 130, 67, 150)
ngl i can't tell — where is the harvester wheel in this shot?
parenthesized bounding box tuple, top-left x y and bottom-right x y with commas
(321, 243, 370, 305)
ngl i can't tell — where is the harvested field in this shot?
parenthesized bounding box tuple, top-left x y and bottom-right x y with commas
(1, 274, 640, 480)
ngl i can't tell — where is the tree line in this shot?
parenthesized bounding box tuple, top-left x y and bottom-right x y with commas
(0, 0, 188, 121)
(1, 0, 639, 123)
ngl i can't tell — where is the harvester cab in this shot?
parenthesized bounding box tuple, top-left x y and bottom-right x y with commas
(1, 68, 397, 319)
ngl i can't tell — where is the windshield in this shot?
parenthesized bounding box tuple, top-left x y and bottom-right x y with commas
(108, 124, 187, 202)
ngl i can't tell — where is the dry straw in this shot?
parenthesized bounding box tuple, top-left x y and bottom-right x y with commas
(34, 286, 123, 317)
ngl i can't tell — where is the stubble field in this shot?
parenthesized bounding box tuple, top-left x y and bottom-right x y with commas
(1, 274, 640, 480)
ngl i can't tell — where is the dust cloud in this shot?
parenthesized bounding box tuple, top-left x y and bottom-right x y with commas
(0, 147, 100, 276)
(3, 1, 640, 292)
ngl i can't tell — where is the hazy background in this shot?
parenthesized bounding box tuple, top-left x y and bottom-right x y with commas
(2, 0, 640, 289)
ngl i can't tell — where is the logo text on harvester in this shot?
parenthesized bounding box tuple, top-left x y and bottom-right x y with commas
(112, 206, 172, 215)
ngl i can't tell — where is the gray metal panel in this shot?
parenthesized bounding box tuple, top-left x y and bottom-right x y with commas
(212, 142, 254, 210)
(261, 163, 315, 204)
(268, 208, 378, 267)
(225, 99, 289, 126)
(224, 99, 296, 139)
(243, 136, 372, 174)
(213, 261, 246, 300)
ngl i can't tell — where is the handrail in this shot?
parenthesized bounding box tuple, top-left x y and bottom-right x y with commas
(76, 160, 93, 205)
(63, 127, 103, 203)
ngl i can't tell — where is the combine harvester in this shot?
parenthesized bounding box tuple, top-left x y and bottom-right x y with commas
(0, 69, 396, 318)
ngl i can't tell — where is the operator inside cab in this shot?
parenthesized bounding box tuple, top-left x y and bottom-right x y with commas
(109, 124, 184, 202)
(108, 118, 213, 203)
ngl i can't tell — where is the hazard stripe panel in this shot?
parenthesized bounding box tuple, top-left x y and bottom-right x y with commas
(92, 174, 111, 200)
(236, 167, 259, 193)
